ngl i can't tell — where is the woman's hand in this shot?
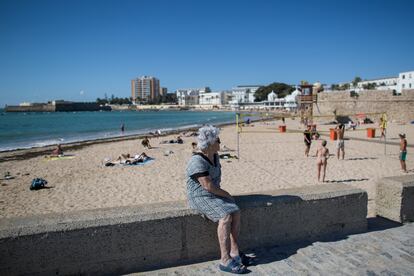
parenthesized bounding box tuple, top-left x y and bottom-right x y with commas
(198, 175, 232, 199)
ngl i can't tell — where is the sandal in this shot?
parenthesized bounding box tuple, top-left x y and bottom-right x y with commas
(219, 259, 247, 274)
(239, 252, 256, 266)
(233, 252, 256, 266)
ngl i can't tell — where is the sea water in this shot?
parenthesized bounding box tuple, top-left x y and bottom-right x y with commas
(0, 110, 235, 151)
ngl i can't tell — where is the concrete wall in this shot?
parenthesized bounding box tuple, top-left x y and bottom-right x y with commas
(376, 175, 414, 223)
(313, 89, 414, 123)
(0, 184, 367, 275)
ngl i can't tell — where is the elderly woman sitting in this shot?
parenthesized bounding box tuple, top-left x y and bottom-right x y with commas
(186, 125, 252, 274)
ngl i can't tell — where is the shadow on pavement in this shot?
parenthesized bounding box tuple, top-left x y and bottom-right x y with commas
(366, 216, 401, 232)
(246, 216, 402, 267)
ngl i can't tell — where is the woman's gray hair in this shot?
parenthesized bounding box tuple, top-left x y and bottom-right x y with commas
(197, 125, 220, 151)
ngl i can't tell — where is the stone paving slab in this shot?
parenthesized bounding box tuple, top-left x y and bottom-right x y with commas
(130, 221, 414, 276)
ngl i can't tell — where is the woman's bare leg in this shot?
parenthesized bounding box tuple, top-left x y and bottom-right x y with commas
(229, 211, 241, 258)
(322, 162, 327, 182)
(217, 214, 232, 264)
(317, 162, 321, 182)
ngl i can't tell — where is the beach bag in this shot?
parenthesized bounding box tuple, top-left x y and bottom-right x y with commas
(30, 178, 47, 190)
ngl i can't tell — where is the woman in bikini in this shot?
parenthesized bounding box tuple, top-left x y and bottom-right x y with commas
(316, 140, 330, 182)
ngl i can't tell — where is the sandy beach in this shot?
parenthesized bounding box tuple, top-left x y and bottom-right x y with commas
(0, 118, 413, 219)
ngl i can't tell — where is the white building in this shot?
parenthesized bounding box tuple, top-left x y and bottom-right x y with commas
(354, 77, 397, 92)
(230, 85, 261, 105)
(262, 88, 300, 110)
(177, 87, 225, 106)
(284, 87, 300, 110)
(176, 89, 200, 106)
(398, 71, 414, 92)
(342, 70, 414, 93)
(231, 87, 300, 111)
(263, 90, 285, 108)
(267, 90, 277, 102)
(199, 91, 225, 105)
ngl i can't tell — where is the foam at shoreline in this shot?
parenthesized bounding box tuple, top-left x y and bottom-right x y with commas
(0, 110, 236, 153)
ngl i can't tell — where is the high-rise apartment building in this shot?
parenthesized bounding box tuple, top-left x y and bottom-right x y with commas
(131, 76, 160, 103)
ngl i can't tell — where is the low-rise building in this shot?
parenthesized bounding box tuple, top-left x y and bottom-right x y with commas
(230, 87, 300, 111)
(339, 70, 414, 93)
(354, 77, 397, 92)
(199, 91, 224, 105)
(176, 87, 211, 106)
(176, 89, 200, 106)
(398, 71, 414, 92)
(230, 85, 262, 105)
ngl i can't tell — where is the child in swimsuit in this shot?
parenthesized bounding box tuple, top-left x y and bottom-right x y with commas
(316, 139, 330, 182)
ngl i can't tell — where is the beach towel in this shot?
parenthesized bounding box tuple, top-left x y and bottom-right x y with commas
(123, 158, 154, 166)
(104, 158, 155, 167)
(45, 155, 75, 161)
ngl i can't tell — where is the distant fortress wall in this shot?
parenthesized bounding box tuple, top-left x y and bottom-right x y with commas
(54, 102, 102, 112)
(4, 104, 56, 112)
(5, 102, 111, 112)
(313, 89, 414, 122)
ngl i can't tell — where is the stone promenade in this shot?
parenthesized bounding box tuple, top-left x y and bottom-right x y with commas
(133, 219, 414, 275)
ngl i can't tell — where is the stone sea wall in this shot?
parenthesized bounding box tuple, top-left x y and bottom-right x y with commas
(5, 102, 111, 112)
(313, 89, 414, 123)
(0, 184, 367, 275)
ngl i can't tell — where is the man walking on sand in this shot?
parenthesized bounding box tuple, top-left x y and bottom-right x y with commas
(335, 123, 345, 160)
(399, 133, 407, 173)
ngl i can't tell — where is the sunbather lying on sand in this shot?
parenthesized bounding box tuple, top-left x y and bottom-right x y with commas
(118, 152, 150, 164)
(105, 152, 151, 166)
(160, 136, 184, 144)
(219, 153, 238, 159)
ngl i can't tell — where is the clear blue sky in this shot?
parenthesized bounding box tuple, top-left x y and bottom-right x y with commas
(0, 0, 413, 106)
